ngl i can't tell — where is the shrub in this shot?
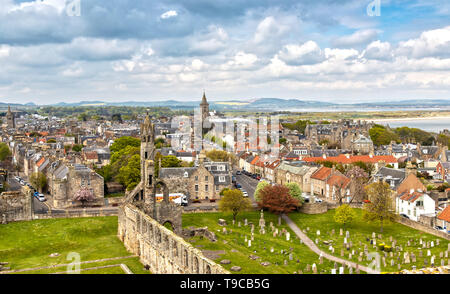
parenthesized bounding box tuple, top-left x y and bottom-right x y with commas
(378, 243, 385, 251)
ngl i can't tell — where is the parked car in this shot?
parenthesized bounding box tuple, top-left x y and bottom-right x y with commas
(235, 183, 242, 189)
(435, 226, 446, 233)
(256, 176, 261, 180)
(315, 198, 323, 203)
(400, 213, 409, 219)
(34, 192, 46, 202)
(236, 170, 242, 175)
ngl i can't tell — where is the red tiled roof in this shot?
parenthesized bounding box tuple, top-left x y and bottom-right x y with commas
(303, 154, 397, 164)
(437, 206, 450, 222)
(250, 156, 260, 165)
(327, 174, 350, 188)
(311, 167, 332, 181)
(398, 191, 423, 203)
(36, 157, 46, 167)
(84, 152, 98, 160)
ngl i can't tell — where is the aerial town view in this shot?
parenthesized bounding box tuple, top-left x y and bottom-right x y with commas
(0, 0, 449, 287)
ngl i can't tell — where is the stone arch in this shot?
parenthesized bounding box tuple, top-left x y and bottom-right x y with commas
(164, 234, 170, 250)
(194, 257, 199, 273)
(148, 223, 153, 239)
(152, 180, 170, 203)
(184, 249, 189, 268)
(163, 220, 174, 232)
(205, 264, 211, 274)
(173, 241, 179, 258)
(157, 228, 162, 244)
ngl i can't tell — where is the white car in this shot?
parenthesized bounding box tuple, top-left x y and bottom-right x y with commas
(36, 193, 45, 202)
(242, 191, 249, 197)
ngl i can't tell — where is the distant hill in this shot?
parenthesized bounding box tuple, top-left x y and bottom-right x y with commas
(1, 98, 449, 111)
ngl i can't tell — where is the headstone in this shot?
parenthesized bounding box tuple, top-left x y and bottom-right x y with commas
(427, 250, 431, 257)
(340, 249, 344, 257)
(244, 219, 248, 226)
(340, 228, 343, 236)
(230, 266, 241, 272)
(312, 263, 317, 274)
(238, 221, 241, 227)
(286, 232, 290, 241)
(390, 259, 394, 266)
(218, 219, 227, 226)
(436, 239, 439, 246)
(344, 237, 347, 245)
(270, 247, 274, 253)
(346, 231, 350, 238)
(319, 255, 323, 264)
(339, 266, 344, 274)
(289, 253, 293, 261)
(317, 230, 320, 236)
(248, 240, 251, 247)
(419, 250, 423, 258)
(431, 241, 434, 248)
(331, 268, 336, 274)
(306, 264, 311, 272)
(349, 267, 353, 274)
(431, 255, 435, 266)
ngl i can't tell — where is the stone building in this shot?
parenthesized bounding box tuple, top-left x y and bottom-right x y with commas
(47, 162, 104, 208)
(6, 105, 15, 129)
(159, 150, 232, 201)
(275, 161, 317, 194)
(0, 190, 32, 223)
(305, 119, 373, 149)
(351, 134, 374, 155)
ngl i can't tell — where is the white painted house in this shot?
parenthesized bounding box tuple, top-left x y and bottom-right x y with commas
(396, 189, 435, 222)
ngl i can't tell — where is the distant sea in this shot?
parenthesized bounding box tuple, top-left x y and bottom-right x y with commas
(371, 117, 450, 133)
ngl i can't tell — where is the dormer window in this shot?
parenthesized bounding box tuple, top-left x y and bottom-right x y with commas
(184, 171, 189, 178)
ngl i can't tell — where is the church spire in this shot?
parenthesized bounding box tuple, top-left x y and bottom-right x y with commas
(201, 91, 208, 105)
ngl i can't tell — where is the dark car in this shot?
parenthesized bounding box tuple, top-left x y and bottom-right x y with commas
(236, 170, 241, 175)
(235, 183, 242, 189)
(252, 174, 257, 179)
(400, 213, 409, 219)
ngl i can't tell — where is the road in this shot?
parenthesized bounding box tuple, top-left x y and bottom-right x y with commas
(234, 172, 259, 201)
(7, 176, 49, 213)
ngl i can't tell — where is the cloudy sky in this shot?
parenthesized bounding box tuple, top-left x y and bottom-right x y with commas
(1, 0, 450, 104)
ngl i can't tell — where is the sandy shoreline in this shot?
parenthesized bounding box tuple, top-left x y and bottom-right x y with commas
(363, 116, 450, 122)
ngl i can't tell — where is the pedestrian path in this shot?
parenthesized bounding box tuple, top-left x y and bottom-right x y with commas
(282, 214, 379, 274)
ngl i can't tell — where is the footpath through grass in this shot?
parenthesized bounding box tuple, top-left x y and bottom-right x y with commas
(183, 211, 337, 274)
(289, 209, 450, 273)
(0, 216, 149, 274)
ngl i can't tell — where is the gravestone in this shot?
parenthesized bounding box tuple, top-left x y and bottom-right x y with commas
(286, 232, 290, 241)
(341, 249, 344, 257)
(244, 219, 248, 226)
(317, 230, 320, 236)
(419, 250, 423, 258)
(340, 228, 343, 236)
(390, 259, 394, 266)
(238, 221, 241, 227)
(427, 250, 431, 257)
(331, 268, 336, 274)
(339, 267, 344, 274)
(346, 231, 350, 238)
(319, 255, 323, 264)
(312, 263, 317, 274)
(431, 241, 434, 248)
(349, 267, 353, 274)
(248, 240, 251, 247)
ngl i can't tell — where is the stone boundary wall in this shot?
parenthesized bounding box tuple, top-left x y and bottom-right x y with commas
(118, 204, 229, 274)
(0, 191, 32, 223)
(33, 208, 118, 220)
(298, 202, 328, 214)
(397, 217, 450, 241)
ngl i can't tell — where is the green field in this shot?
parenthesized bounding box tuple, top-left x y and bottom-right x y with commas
(183, 211, 336, 274)
(0, 216, 149, 274)
(289, 209, 450, 273)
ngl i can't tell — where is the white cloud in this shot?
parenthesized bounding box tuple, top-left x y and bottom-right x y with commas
(160, 10, 178, 19)
(362, 40, 393, 60)
(332, 29, 380, 47)
(278, 41, 325, 65)
(396, 26, 450, 58)
(0, 45, 10, 57)
(254, 16, 289, 44)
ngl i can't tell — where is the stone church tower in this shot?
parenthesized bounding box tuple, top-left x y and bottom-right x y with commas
(6, 105, 15, 129)
(200, 91, 209, 122)
(134, 113, 182, 234)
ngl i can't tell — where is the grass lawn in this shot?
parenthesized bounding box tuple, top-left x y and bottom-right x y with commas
(0, 216, 149, 274)
(183, 211, 337, 274)
(289, 209, 450, 273)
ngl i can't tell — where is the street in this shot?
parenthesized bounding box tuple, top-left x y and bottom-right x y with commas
(7, 176, 49, 214)
(234, 172, 259, 201)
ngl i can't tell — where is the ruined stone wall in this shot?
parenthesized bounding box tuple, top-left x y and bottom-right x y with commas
(298, 202, 328, 214)
(0, 191, 32, 223)
(118, 204, 229, 274)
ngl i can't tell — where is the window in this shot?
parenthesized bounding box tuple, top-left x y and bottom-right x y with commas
(149, 175, 152, 186)
(184, 171, 188, 178)
(216, 185, 219, 191)
(205, 176, 208, 181)
(205, 185, 208, 192)
(195, 176, 198, 181)
(195, 185, 198, 192)
(219, 176, 225, 182)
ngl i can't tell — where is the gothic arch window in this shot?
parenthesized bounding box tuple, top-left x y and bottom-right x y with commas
(205, 264, 211, 274)
(194, 257, 199, 273)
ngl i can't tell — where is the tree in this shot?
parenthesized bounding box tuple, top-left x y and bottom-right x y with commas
(0, 143, 11, 161)
(285, 182, 304, 205)
(73, 187, 96, 207)
(116, 154, 141, 191)
(30, 172, 47, 193)
(72, 144, 83, 152)
(110, 136, 140, 153)
(254, 181, 270, 202)
(206, 149, 233, 162)
(161, 155, 182, 168)
(218, 189, 252, 222)
(363, 182, 397, 232)
(258, 184, 299, 225)
(369, 125, 399, 146)
(345, 166, 369, 203)
(334, 204, 356, 229)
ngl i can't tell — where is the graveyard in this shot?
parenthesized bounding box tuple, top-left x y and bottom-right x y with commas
(183, 211, 361, 274)
(0, 216, 150, 274)
(289, 209, 450, 273)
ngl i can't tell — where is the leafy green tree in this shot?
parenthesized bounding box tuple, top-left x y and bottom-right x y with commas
(72, 144, 83, 152)
(110, 136, 140, 153)
(285, 182, 303, 205)
(206, 149, 233, 162)
(30, 172, 47, 193)
(218, 189, 252, 222)
(334, 204, 356, 229)
(0, 143, 11, 161)
(254, 181, 270, 202)
(363, 182, 397, 232)
(369, 125, 399, 146)
(117, 154, 141, 191)
(161, 155, 182, 168)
